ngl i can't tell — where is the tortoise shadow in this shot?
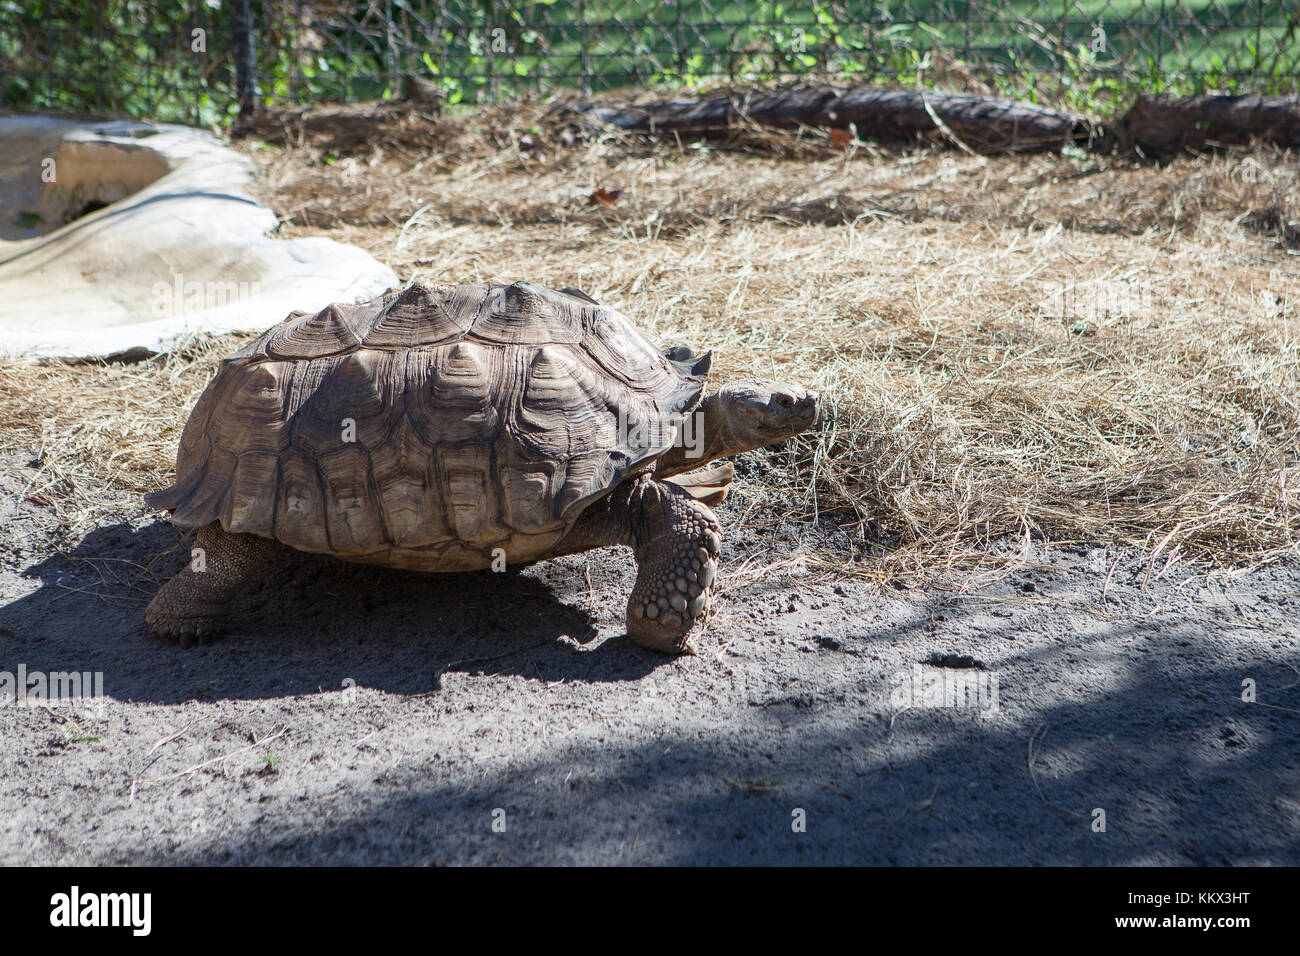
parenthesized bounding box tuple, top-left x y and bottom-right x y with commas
(0, 520, 666, 705)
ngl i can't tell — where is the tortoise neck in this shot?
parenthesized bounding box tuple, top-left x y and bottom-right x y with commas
(654, 393, 732, 478)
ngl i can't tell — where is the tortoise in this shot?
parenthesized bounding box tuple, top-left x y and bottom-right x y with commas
(144, 281, 818, 653)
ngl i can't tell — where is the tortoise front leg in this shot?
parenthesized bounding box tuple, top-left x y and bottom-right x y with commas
(145, 521, 278, 647)
(558, 474, 721, 654)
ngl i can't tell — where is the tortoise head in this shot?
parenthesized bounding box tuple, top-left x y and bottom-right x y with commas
(656, 378, 819, 476)
(712, 379, 819, 454)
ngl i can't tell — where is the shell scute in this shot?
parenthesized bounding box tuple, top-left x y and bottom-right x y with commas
(361, 283, 472, 348)
(317, 445, 386, 551)
(369, 418, 448, 548)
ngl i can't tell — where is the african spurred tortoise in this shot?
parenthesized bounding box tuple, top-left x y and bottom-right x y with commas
(145, 281, 817, 653)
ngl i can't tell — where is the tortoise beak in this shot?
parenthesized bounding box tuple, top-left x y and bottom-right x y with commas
(773, 387, 819, 430)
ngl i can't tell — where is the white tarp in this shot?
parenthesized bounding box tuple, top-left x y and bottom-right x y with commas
(0, 117, 397, 359)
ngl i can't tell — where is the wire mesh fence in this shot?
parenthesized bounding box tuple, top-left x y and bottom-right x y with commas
(2, 1, 1297, 125)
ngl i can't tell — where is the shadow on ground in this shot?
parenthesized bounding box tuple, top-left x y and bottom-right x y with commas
(167, 637, 1300, 866)
(0, 520, 665, 705)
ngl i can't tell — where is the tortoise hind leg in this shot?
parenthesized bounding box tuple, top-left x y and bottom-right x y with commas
(145, 521, 278, 647)
(558, 474, 722, 654)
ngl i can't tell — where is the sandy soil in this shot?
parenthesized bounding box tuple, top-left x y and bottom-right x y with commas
(2, 448, 1297, 866)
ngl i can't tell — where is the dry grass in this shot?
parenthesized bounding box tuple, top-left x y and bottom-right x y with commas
(0, 334, 245, 527)
(2, 97, 1298, 583)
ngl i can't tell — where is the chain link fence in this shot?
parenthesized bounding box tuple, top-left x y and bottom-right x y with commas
(2, 1, 1297, 125)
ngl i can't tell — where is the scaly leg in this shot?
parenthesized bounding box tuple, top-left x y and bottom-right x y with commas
(556, 474, 722, 654)
(145, 521, 278, 646)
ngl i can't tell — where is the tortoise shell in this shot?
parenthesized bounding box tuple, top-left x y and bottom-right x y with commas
(147, 282, 710, 571)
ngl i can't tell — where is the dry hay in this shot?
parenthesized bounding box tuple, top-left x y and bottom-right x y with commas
(2, 98, 1297, 585)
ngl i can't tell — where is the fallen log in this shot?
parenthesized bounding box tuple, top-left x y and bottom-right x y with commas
(557, 86, 1081, 154)
(1119, 94, 1300, 158)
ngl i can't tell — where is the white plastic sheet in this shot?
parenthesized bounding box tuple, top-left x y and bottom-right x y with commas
(0, 117, 397, 359)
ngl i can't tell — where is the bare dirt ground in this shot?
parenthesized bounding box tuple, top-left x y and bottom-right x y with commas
(1, 99, 1298, 864)
(2, 452, 1298, 865)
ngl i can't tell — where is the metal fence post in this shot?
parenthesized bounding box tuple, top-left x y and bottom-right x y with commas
(385, 0, 398, 97)
(483, 0, 494, 103)
(436, 0, 447, 90)
(1157, 0, 1167, 81)
(676, 0, 685, 81)
(580, 0, 591, 95)
(865, 0, 875, 81)
(1256, 0, 1264, 75)
(94, 15, 105, 114)
(231, 0, 258, 123)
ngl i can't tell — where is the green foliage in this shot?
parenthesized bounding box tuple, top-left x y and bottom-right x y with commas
(0, 0, 1295, 123)
(1, 0, 235, 123)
